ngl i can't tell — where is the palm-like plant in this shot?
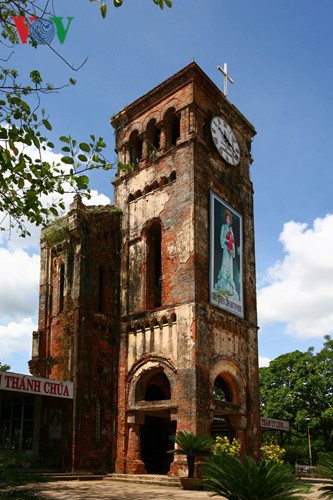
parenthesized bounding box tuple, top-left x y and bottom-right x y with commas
(168, 430, 214, 478)
(201, 453, 306, 499)
(283, 444, 309, 466)
(318, 453, 333, 498)
(0, 450, 44, 499)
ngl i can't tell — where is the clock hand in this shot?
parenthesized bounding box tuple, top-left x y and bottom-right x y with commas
(218, 126, 239, 159)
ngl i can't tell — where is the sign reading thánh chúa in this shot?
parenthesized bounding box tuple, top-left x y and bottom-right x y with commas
(0, 372, 73, 399)
(260, 417, 289, 431)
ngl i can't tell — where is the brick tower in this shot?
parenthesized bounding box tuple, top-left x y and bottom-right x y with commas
(30, 62, 260, 474)
(30, 196, 121, 470)
(112, 62, 261, 475)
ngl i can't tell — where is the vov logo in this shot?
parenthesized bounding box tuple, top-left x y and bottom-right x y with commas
(12, 16, 74, 45)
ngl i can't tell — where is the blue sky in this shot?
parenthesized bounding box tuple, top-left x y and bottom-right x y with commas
(1, 0, 333, 373)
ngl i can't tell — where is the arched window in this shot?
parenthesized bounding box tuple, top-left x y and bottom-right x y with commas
(169, 170, 176, 183)
(213, 375, 232, 402)
(146, 119, 161, 157)
(59, 263, 65, 313)
(164, 108, 180, 148)
(128, 130, 143, 165)
(136, 370, 171, 401)
(145, 221, 162, 309)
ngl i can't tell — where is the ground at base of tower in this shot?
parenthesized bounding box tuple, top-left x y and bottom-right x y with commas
(27, 479, 324, 499)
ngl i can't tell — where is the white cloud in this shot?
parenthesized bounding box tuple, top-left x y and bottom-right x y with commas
(258, 214, 333, 339)
(0, 189, 111, 252)
(0, 318, 36, 359)
(259, 356, 271, 368)
(0, 143, 111, 251)
(0, 248, 40, 323)
(0, 140, 111, 371)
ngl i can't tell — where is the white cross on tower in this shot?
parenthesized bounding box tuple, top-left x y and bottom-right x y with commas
(217, 63, 234, 97)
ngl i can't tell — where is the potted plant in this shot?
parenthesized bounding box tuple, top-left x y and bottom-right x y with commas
(168, 430, 214, 489)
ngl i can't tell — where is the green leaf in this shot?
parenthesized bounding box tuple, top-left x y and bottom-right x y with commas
(0, 128, 8, 139)
(78, 154, 88, 162)
(79, 142, 91, 153)
(42, 119, 52, 131)
(59, 136, 70, 144)
(49, 207, 59, 216)
(76, 175, 90, 189)
(32, 135, 40, 148)
(114, 0, 123, 6)
(30, 70, 42, 84)
(100, 3, 107, 17)
(61, 156, 74, 165)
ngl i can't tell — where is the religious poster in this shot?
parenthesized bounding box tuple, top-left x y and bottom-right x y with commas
(49, 409, 62, 439)
(210, 191, 243, 318)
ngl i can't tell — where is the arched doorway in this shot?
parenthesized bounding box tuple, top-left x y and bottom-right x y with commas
(140, 415, 175, 474)
(210, 374, 233, 438)
(136, 370, 175, 474)
(209, 362, 248, 454)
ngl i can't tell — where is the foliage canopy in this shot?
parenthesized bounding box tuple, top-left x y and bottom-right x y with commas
(260, 335, 333, 456)
(0, 0, 171, 236)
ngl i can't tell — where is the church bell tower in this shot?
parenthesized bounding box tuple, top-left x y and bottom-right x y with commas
(112, 62, 261, 475)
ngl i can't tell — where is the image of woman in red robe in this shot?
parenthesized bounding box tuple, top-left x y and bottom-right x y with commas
(214, 209, 240, 302)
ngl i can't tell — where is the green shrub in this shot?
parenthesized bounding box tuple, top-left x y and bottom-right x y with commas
(168, 431, 214, 478)
(201, 453, 307, 499)
(283, 444, 309, 466)
(318, 453, 333, 498)
(0, 451, 43, 499)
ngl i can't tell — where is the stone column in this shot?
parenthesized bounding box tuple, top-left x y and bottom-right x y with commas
(142, 134, 149, 161)
(159, 123, 167, 151)
(167, 412, 188, 477)
(229, 415, 247, 456)
(189, 105, 196, 135)
(125, 145, 131, 165)
(126, 421, 146, 474)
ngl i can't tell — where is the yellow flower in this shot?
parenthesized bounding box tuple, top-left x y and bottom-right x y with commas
(213, 436, 241, 457)
(261, 444, 285, 464)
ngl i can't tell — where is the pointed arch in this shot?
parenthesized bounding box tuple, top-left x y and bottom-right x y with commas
(143, 219, 162, 309)
(210, 359, 247, 408)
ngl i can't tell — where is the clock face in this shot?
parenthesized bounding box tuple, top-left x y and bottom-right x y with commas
(210, 116, 240, 166)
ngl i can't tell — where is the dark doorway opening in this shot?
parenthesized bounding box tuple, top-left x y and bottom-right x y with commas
(210, 414, 232, 439)
(140, 415, 175, 474)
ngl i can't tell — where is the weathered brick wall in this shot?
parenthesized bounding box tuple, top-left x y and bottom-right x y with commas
(30, 198, 121, 471)
(31, 62, 261, 474)
(190, 86, 260, 454)
(112, 62, 261, 473)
